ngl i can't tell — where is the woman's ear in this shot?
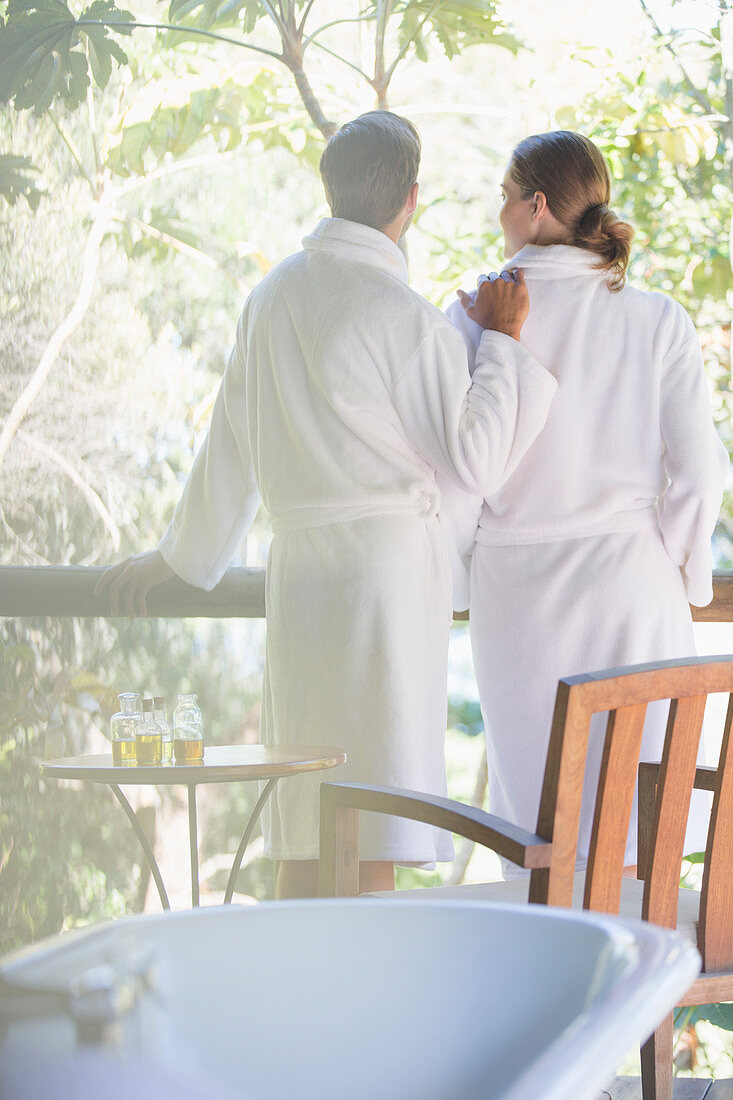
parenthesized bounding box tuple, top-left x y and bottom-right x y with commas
(532, 191, 549, 221)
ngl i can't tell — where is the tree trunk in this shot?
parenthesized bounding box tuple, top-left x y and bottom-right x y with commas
(291, 66, 337, 138)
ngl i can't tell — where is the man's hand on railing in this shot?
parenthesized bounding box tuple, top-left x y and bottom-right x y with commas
(93, 550, 175, 618)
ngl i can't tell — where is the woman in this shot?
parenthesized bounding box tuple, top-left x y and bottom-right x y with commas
(444, 130, 729, 866)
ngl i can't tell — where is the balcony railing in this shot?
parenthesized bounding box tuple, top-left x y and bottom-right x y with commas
(0, 566, 731, 623)
(0, 566, 266, 618)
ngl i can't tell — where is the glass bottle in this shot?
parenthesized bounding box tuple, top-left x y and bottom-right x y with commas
(154, 696, 173, 765)
(110, 693, 142, 766)
(173, 694, 204, 764)
(135, 698, 163, 766)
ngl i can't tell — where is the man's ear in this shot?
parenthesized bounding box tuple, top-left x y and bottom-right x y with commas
(406, 181, 419, 217)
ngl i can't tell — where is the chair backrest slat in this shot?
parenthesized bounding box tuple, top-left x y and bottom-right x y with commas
(530, 657, 733, 923)
(584, 703, 648, 913)
(641, 694, 708, 929)
(699, 694, 733, 971)
(529, 684, 591, 907)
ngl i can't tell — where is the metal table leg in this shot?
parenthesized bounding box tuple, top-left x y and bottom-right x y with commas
(224, 778, 279, 904)
(110, 784, 170, 911)
(187, 784, 199, 907)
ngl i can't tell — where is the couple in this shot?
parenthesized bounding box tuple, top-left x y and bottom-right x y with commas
(97, 111, 728, 898)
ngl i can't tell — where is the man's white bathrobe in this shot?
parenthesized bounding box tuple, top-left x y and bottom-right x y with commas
(158, 219, 557, 863)
(444, 243, 729, 866)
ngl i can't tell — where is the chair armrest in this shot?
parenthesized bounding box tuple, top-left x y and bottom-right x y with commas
(319, 781, 552, 897)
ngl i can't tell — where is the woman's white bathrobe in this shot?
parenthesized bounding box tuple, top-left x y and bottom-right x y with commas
(444, 244, 729, 866)
(158, 219, 557, 862)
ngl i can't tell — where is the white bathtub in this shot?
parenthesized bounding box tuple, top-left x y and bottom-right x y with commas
(0, 900, 699, 1100)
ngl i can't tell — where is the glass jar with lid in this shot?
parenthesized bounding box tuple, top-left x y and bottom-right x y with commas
(136, 698, 163, 766)
(173, 694, 204, 764)
(110, 693, 142, 766)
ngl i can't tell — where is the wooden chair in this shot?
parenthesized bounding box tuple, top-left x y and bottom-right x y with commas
(319, 655, 733, 1100)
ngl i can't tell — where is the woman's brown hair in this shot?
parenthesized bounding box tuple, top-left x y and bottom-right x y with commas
(510, 131, 634, 291)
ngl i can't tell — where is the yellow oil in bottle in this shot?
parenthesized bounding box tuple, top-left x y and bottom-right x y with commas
(112, 738, 137, 766)
(173, 738, 204, 765)
(135, 733, 162, 766)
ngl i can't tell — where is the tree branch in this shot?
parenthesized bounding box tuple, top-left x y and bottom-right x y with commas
(310, 39, 373, 85)
(373, 0, 393, 107)
(16, 429, 121, 551)
(47, 109, 94, 190)
(121, 214, 250, 295)
(288, 64, 337, 137)
(258, 0, 288, 38)
(297, 0, 318, 37)
(303, 15, 373, 49)
(76, 19, 284, 60)
(638, 0, 716, 116)
(0, 202, 110, 476)
(0, 502, 52, 565)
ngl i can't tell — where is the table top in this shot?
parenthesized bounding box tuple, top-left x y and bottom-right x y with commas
(42, 744, 347, 786)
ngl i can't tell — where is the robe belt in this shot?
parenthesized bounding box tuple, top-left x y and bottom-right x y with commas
(271, 499, 439, 534)
(475, 505, 660, 547)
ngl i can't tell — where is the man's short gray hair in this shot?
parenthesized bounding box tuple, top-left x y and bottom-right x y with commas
(319, 110, 421, 230)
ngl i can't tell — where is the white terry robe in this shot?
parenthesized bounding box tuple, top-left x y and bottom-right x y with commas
(159, 218, 557, 862)
(444, 244, 729, 866)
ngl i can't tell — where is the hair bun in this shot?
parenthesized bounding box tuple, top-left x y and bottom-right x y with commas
(574, 203, 634, 291)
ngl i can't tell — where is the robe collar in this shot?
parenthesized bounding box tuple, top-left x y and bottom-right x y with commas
(503, 243, 608, 280)
(302, 217, 409, 285)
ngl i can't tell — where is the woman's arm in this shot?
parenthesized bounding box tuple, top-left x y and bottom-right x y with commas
(657, 317, 729, 607)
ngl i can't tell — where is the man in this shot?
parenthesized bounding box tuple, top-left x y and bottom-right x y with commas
(96, 111, 557, 898)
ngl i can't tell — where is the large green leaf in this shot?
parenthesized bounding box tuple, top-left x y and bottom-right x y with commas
(0, 152, 43, 208)
(0, 0, 133, 112)
(367, 0, 521, 64)
(165, 0, 261, 33)
(675, 1003, 733, 1032)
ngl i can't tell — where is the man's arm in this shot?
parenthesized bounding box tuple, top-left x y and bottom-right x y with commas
(393, 272, 556, 498)
(95, 313, 260, 616)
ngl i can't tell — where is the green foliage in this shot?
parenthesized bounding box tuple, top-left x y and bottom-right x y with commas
(0, 624, 138, 951)
(104, 69, 312, 178)
(539, 32, 733, 565)
(165, 0, 262, 33)
(0, 151, 42, 206)
(675, 1003, 733, 1033)
(0, 0, 134, 113)
(447, 695, 484, 736)
(389, 0, 521, 61)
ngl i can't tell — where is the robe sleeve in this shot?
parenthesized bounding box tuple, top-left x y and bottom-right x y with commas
(656, 316, 729, 607)
(435, 298, 487, 610)
(392, 323, 557, 499)
(444, 295, 483, 375)
(158, 313, 260, 591)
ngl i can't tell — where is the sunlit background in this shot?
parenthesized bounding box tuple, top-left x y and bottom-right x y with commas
(1, 0, 731, 1078)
